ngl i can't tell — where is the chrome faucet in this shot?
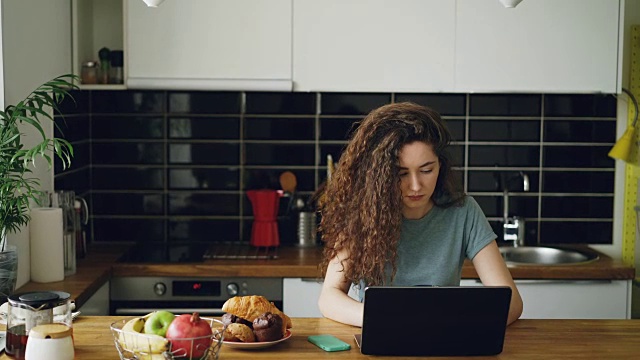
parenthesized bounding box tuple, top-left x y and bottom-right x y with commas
(502, 172, 529, 247)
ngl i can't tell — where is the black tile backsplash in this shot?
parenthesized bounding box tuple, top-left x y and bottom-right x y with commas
(92, 116, 164, 139)
(469, 120, 541, 142)
(55, 91, 617, 246)
(321, 93, 391, 115)
(470, 94, 541, 116)
(544, 94, 617, 117)
(245, 92, 316, 114)
(169, 117, 239, 139)
(395, 94, 466, 116)
(168, 168, 240, 190)
(245, 117, 315, 140)
(168, 92, 240, 114)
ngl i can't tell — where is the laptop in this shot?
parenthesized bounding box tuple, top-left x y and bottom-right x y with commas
(357, 286, 512, 356)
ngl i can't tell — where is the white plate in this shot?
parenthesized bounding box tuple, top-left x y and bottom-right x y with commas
(222, 330, 292, 350)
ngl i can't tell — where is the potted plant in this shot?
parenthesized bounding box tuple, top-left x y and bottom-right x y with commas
(0, 74, 77, 300)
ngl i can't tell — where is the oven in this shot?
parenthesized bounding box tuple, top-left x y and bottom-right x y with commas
(110, 276, 283, 316)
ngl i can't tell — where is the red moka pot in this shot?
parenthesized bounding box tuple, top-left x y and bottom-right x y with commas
(246, 189, 283, 247)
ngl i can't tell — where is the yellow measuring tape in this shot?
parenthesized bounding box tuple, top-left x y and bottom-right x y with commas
(621, 25, 640, 267)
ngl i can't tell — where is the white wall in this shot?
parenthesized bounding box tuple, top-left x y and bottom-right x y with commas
(2, 0, 72, 287)
(593, 0, 640, 262)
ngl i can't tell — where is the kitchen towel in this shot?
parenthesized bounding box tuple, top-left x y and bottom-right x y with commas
(30, 207, 64, 283)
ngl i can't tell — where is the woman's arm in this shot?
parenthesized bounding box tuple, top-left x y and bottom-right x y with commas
(472, 241, 523, 325)
(318, 250, 365, 327)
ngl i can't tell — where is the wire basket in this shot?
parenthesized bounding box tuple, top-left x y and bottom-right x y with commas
(111, 317, 226, 360)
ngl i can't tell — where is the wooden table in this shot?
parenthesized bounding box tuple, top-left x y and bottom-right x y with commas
(2, 317, 639, 359)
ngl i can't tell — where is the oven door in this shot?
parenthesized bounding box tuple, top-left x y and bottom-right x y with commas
(110, 277, 283, 316)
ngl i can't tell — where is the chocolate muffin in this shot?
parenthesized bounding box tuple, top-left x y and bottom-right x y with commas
(252, 312, 284, 342)
(222, 313, 253, 328)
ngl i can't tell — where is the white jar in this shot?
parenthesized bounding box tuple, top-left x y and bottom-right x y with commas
(25, 323, 74, 360)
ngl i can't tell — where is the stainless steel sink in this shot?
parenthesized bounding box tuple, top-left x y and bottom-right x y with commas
(499, 246, 599, 265)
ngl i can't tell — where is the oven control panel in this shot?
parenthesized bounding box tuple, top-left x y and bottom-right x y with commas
(111, 277, 283, 301)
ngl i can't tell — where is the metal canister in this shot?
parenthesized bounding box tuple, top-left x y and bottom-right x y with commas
(297, 211, 317, 247)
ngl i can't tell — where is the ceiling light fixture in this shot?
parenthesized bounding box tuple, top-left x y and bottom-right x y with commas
(142, 0, 165, 7)
(499, 0, 524, 8)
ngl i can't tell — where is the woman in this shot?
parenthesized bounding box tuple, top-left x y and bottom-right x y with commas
(317, 102, 523, 327)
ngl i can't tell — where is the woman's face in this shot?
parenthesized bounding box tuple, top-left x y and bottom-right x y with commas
(397, 141, 440, 219)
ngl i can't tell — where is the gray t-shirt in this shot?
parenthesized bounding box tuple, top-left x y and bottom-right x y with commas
(357, 196, 496, 300)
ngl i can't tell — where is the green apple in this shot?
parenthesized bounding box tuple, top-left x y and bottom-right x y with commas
(144, 310, 175, 337)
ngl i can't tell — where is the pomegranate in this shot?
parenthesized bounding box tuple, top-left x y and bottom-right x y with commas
(165, 312, 213, 359)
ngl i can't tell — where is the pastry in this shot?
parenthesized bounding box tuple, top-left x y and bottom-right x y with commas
(223, 323, 256, 343)
(221, 312, 252, 328)
(221, 295, 292, 330)
(252, 312, 284, 342)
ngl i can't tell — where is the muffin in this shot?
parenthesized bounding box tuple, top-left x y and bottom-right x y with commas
(223, 323, 256, 342)
(252, 312, 284, 342)
(221, 313, 253, 328)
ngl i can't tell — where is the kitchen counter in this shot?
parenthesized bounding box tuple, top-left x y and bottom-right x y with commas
(14, 244, 634, 309)
(112, 245, 634, 280)
(1, 316, 639, 359)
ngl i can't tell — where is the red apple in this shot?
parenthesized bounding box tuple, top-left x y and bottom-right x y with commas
(165, 312, 213, 358)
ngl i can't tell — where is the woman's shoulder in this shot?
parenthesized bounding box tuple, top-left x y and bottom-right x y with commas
(437, 195, 482, 213)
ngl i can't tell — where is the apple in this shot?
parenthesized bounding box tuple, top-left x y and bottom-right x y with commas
(166, 312, 213, 358)
(144, 310, 176, 337)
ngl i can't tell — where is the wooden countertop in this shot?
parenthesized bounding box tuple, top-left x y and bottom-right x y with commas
(113, 245, 634, 280)
(2, 317, 639, 359)
(14, 244, 634, 309)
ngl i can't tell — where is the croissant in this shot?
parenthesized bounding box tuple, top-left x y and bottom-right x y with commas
(221, 295, 292, 333)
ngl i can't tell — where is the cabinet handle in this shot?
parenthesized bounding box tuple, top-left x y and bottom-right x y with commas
(300, 278, 323, 283)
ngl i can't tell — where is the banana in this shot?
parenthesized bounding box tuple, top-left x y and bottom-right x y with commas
(118, 316, 169, 355)
(122, 317, 145, 333)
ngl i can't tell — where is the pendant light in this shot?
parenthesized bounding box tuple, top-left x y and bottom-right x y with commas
(499, 0, 524, 8)
(142, 0, 165, 7)
(608, 88, 639, 163)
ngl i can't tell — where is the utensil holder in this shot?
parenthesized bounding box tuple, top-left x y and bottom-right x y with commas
(297, 212, 317, 247)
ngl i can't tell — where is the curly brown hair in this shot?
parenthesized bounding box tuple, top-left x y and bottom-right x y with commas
(318, 102, 463, 287)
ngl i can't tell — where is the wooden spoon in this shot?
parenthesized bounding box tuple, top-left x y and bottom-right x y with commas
(279, 171, 297, 193)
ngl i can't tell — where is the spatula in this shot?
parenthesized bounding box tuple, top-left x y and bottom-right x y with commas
(279, 171, 297, 193)
(279, 171, 297, 215)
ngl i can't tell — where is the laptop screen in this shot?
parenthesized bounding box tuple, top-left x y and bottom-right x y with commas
(360, 286, 511, 356)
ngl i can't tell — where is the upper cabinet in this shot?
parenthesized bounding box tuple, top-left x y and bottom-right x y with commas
(126, 0, 292, 91)
(72, 0, 623, 93)
(293, 0, 456, 92)
(455, 0, 622, 93)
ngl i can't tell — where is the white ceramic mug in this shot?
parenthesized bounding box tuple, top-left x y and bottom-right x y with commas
(25, 323, 74, 360)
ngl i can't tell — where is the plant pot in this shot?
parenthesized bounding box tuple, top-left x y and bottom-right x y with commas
(0, 243, 18, 303)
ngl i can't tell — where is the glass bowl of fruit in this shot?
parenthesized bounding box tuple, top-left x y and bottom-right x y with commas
(110, 311, 226, 360)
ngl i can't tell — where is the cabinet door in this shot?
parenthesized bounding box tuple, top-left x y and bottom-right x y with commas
(293, 0, 455, 92)
(461, 279, 631, 319)
(126, 0, 292, 90)
(283, 278, 323, 317)
(455, 0, 621, 93)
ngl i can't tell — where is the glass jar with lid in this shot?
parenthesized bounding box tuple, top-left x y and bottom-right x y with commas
(81, 61, 98, 84)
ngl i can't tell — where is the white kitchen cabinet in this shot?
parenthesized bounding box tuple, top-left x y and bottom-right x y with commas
(283, 278, 324, 318)
(78, 281, 110, 316)
(293, 0, 456, 92)
(126, 0, 292, 90)
(460, 279, 631, 319)
(455, 0, 622, 93)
